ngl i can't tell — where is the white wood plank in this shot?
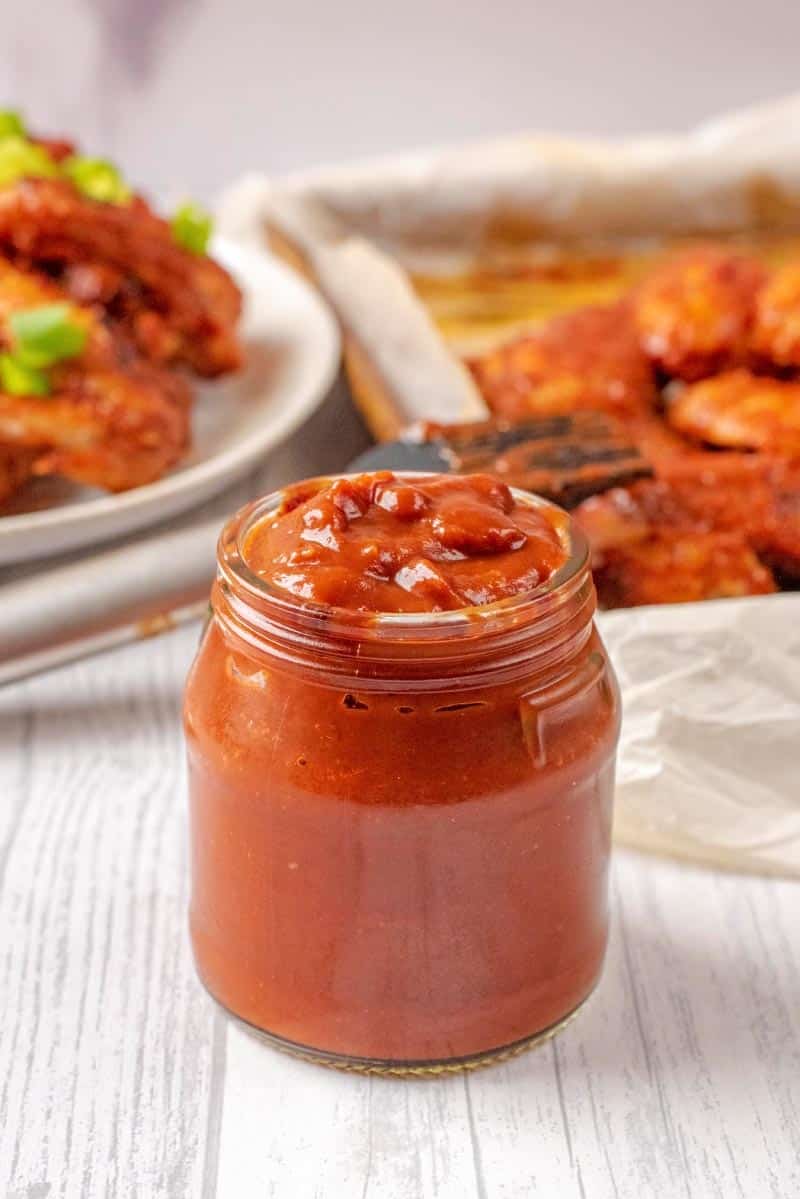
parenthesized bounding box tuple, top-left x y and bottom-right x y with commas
(0, 375, 370, 1198)
(1, 610, 798, 1198)
(216, 1022, 482, 1199)
(0, 627, 219, 1199)
(215, 853, 800, 1199)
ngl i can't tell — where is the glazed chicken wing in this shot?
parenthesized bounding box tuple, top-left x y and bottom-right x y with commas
(0, 260, 191, 492)
(754, 460, 800, 576)
(633, 246, 766, 381)
(31, 135, 76, 164)
(469, 303, 656, 420)
(0, 444, 36, 505)
(574, 455, 800, 606)
(0, 366, 190, 492)
(574, 479, 777, 606)
(751, 262, 800, 369)
(0, 178, 242, 377)
(586, 531, 776, 608)
(667, 369, 800, 455)
(655, 453, 800, 577)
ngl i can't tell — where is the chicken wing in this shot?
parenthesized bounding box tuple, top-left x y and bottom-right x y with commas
(586, 531, 776, 608)
(0, 444, 36, 505)
(0, 366, 190, 492)
(666, 369, 800, 454)
(0, 178, 242, 377)
(633, 246, 765, 381)
(574, 477, 777, 605)
(0, 259, 191, 492)
(469, 303, 655, 420)
(655, 453, 800, 577)
(574, 453, 800, 606)
(751, 262, 800, 369)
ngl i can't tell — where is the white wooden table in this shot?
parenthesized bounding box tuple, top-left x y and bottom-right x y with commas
(1, 384, 799, 1199)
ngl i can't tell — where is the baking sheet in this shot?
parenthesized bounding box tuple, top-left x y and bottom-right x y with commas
(219, 94, 800, 430)
(220, 97, 800, 878)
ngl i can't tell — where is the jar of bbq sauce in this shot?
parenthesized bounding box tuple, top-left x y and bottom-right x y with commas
(184, 472, 621, 1074)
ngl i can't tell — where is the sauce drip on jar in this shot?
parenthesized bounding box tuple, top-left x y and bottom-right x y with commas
(242, 471, 569, 613)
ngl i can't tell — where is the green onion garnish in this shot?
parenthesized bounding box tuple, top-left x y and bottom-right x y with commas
(0, 110, 25, 139)
(171, 201, 213, 255)
(63, 155, 131, 205)
(0, 136, 59, 187)
(0, 352, 51, 397)
(1, 303, 86, 396)
(10, 303, 88, 368)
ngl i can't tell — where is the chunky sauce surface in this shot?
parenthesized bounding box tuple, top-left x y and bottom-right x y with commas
(243, 472, 568, 613)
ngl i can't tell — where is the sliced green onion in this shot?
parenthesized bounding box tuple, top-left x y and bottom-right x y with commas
(63, 155, 131, 204)
(0, 352, 51, 396)
(0, 109, 25, 139)
(0, 136, 59, 187)
(10, 303, 88, 368)
(171, 200, 213, 255)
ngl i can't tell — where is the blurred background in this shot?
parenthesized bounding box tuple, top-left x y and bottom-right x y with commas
(1, 0, 799, 199)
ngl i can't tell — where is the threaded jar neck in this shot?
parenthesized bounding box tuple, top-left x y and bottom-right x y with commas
(212, 480, 596, 692)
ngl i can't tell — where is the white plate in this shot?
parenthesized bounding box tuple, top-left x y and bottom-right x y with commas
(0, 239, 341, 565)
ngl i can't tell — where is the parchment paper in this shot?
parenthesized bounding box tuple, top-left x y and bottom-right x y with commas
(599, 595, 800, 878)
(221, 93, 800, 255)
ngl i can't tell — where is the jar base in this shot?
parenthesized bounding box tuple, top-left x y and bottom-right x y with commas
(213, 992, 593, 1077)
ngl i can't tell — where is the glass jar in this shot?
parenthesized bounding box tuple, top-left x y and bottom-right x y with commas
(184, 478, 621, 1074)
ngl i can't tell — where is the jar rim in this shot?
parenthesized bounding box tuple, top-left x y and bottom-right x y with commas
(216, 473, 590, 645)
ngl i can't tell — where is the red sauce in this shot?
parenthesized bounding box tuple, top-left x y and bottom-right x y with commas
(185, 473, 620, 1069)
(243, 471, 568, 613)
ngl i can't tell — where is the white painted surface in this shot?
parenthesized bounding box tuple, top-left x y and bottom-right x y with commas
(2, 0, 800, 199)
(1, 385, 799, 1197)
(1, 622, 799, 1198)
